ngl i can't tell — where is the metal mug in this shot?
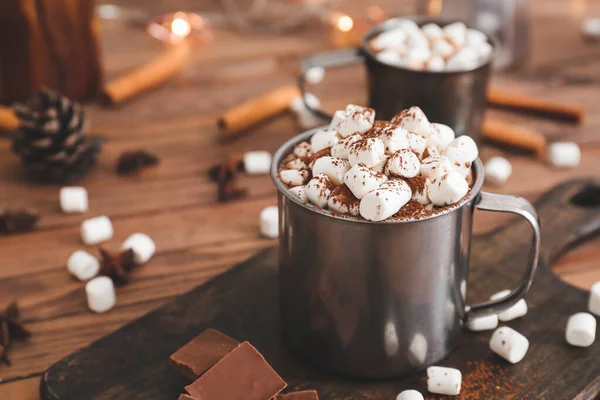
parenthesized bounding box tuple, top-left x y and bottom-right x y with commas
(272, 129, 540, 378)
(299, 17, 495, 143)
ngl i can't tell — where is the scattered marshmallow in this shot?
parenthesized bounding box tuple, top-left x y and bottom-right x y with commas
(466, 314, 499, 331)
(565, 312, 597, 347)
(420, 155, 453, 179)
(429, 123, 455, 152)
(490, 290, 528, 321)
(408, 132, 427, 158)
(427, 366, 462, 396)
(380, 125, 410, 154)
(397, 390, 424, 400)
(484, 156, 512, 186)
(444, 136, 479, 177)
(547, 142, 581, 168)
(582, 17, 600, 40)
(327, 185, 360, 216)
(243, 151, 272, 174)
(392, 107, 431, 137)
(344, 163, 388, 199)
(81, 216, 114, 245)
(259, 206, 278, 239)
(360, 179, 412, 221)
(122, 233, 156, 264)
(279, 169, 309, 187)
(428, 171, 469, 206)
(86, 276, 116, 313)
(443, 22, 468, 48)
(310, 129, 339, 153)
(385, 149, 420, 178)
(293, 142, 312, 158)
(288, 185, 308, 202)
(60, 186, 88, 213)
(329, 104, 375, 137)
(348, 137, 386, 168)
(67, 250, 100, 281)
(312, 156, 350, 185)
(305, 174, 335, 207)
(489, 326, 529, 364)
(331, 133, 364, 160)
(372, 155, 389, 173)
(305, 67, 325, 84)
(421, 23, 444, 41)
(588, 281, 600, 316)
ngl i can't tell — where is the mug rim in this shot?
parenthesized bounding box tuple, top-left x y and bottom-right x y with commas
(271, 128, 484, 225)
(360, 16, 498, 76)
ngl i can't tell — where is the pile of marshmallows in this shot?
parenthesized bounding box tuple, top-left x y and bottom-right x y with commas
(369, 20, 493, 72)
(278, 104, 478, 222)
(60, 187, 156, 313)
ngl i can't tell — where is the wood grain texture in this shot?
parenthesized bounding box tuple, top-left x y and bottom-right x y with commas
(39, 179, 600, 399)
(1, 0, 600, 398)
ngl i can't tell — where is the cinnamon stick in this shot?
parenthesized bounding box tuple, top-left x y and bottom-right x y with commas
(481, 119, 547, 156)
(218, 85, 300, 140)
(101, 44, 190, 105)
(487, 88, 585, 124)
(0, 106, 20, 131)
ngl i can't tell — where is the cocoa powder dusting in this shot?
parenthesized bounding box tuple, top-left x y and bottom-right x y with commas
(304, 147, 331, 166)
(394, 200, 425, 219)
(329, 184, 359, 208)
(405, 176, 427, 195)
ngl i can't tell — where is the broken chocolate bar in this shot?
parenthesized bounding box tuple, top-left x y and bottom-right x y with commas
(185, 341, 286, 400)
(170, 329, 239, 380)
(275, 390, 319, 399)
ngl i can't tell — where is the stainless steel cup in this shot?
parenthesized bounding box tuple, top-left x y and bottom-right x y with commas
(272, 129, 540, 378)
(299, 17, 495, 143)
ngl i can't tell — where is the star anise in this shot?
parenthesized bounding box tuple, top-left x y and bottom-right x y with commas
(0, 209, 39, 235)
(208, 159, 248, 203)
(0, 301, 32, 366)
(98, 248, 136, 285)
(115, 150, 160, 175)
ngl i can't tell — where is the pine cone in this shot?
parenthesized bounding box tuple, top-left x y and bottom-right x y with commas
(11, 88, 102, 183)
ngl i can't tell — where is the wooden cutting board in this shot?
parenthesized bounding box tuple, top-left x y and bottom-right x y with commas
(40, 179, 600, 400)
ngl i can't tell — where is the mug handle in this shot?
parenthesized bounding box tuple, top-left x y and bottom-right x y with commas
(465, 192, 541, 321)
(299, 48, 365, 121)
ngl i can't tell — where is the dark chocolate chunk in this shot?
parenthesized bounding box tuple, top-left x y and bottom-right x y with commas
(185, 341, 286, 400)
(275, 390, 319, 399)
(170, 329, 239, 380)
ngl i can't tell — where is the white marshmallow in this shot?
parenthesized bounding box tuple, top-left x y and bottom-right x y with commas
(420, 155, 453, 179)
(547, 142, 581, 168)
(446, 47, 479, 71)
(288, 185, 308, 202)
(397, 390, 424, 400)
(376, 49, 405, 67)
(305, 174, 335, 208)
(421, 23, 444, 41)
(444, 136, 478, 177)
(310, 129, 339, 152)
(380, 125, 410, 155)
(344, 163, 388, 199)
(372, 154, 389, 174)
(86, 276, 116, 313)
(484, 156, 512, 186)
(473, 41, 493, 62)
(392, 107, 431, 137)
(566, 312, 597, 347)
(406, 31, 429, 49)
(490, 290, 528, 321)
(426, 56, 445, 71)
(259, 206, 278, 239)
(582, 17, 600, 40)
(67, 250, 100, 281)
(329, 104, 375, 137)
(466, 314, 499, 331)
(81, 216, 114, 245)
(408, 176, 431, 205)
(290, 93, 322, 129)
(283, 157, 308, 171)
(370, 28, 407, 51)
(312, 156, 350, 185)
(305, 67, 325, 84)
(405, 47, 432, 68)
(427, 366, 462, 396)
(331, 133, 363, 159)
(279, 169, 309, 187)
(489, 326, 529, 364)
(293, 142, 312, 158)
(408, 133, 427, 158)
(348, 137, 386, 168)
(243, 151, 272, 174)
(327, 185, 360, 216)
(588, 281, 600, 316)
(431, 39, 455, 59)
(428, 171, 469, 206)
(60, 186, 88, 214)
(122, 233, 156, 264)
(360, 179, 412, 221)
(466, 28, 487, 46)
(429, 123, 455, 152)
(443, 22, 468, 48)
(385, 149, 420, 178)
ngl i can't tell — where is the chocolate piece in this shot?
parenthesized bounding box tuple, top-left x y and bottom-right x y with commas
(185, 341, 286, 400)
(179, 395, 198, 400)
(275, 390, 319, 399)
(170, 329, 239, 380)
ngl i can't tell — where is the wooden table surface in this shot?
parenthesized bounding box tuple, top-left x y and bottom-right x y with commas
(2, 0, 600, 398)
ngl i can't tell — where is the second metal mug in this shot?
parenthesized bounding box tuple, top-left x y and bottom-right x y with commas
(300, 17, 495, 143)
(272, 130, 540, 378)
